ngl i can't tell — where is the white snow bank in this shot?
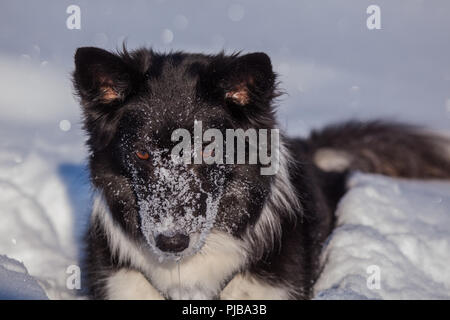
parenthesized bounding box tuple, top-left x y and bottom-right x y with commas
(314, 172, 450, 299)
(0, 255, 48, 299)
(0, 142, 90, 299)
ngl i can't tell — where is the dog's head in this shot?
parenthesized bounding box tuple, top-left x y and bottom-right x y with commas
(73, 47, 279, 260)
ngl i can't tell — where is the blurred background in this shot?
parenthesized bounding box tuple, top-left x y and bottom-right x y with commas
(0, 0, 449, 299)
(1, 0, 449, 145)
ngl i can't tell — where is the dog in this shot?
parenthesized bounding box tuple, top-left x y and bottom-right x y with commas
(73, 46, 450, 299)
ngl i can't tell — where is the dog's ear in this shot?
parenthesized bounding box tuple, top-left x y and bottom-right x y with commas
(223, 52, 276, 107)
(73, 47, 143, 150)
(73, 47, 133, 105)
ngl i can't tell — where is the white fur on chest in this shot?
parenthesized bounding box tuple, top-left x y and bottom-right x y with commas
(107, 268, 292, 300)
(144, 231, 248, 299)
(221, 273, 291, 300)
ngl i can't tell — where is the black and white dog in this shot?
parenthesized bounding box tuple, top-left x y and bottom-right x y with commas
(73, 47, 450, 300)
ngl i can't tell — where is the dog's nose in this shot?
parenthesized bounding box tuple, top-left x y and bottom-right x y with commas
(155, 233, 190, 253)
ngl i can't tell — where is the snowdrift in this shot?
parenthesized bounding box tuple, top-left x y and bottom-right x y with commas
(0, 255, 48, 299)
(315, 173, 450, 299)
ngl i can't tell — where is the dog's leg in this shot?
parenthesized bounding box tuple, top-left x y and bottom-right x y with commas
(105, 269, 165, 300)
(220, 273, 292, 300)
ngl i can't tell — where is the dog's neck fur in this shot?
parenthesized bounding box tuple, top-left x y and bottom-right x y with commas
(241, 139, 301, 259)
(93, 136, 301, 299)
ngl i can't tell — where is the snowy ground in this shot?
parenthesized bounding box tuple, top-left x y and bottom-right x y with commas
(0, 134, 90, 299)
(315, 173, 450, 299)
(1, 0, 450, 299)
(0, 255, 48, 299)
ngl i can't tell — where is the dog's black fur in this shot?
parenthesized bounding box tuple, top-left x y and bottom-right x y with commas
(73, 46, 450, 299)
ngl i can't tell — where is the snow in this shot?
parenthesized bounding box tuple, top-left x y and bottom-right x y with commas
(0, 144, 90, 299)
(1, 0, 450, 300)
(0, 255, 48, 299)
(314, 173, 450, 299)
(128, 147, 225, 260)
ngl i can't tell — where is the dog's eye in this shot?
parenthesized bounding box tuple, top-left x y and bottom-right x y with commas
(136, 150, 150, 160)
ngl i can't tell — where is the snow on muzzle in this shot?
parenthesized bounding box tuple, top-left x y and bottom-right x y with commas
(131, 152, 223, 261)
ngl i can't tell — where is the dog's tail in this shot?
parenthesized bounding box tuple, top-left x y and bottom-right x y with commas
(305, 120, 450, 179)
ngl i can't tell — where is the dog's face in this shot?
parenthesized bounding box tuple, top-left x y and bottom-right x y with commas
(74, 47, 277, 260)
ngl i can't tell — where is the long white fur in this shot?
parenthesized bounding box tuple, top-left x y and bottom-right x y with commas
(242, 138, 301, 259)
(221, 273, 292, 300)
(106, 269, 164, 300)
